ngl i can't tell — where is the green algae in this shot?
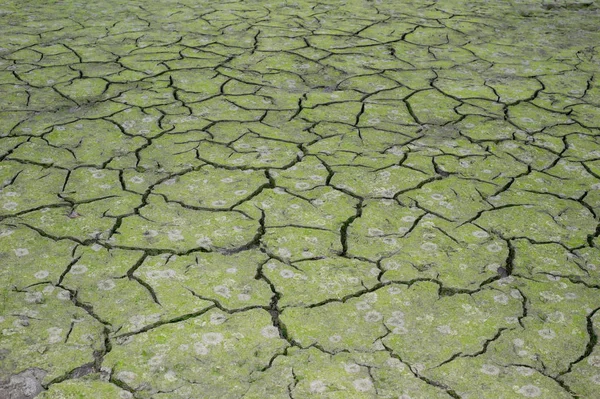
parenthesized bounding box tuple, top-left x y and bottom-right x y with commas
(1, 0, 600, 397)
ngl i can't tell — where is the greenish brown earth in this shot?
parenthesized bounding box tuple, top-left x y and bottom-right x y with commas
(1, 0, 600, 397)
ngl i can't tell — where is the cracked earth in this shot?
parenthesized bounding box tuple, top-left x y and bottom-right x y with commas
(0, 0, 600, 398)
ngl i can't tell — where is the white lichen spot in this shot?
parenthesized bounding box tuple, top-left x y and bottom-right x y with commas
(34, 270, 49, 279)
(486, 243, 503, 252)
(56, 290, 71, 301)
(493, 294, 509, 305)
(14, 248, 29, 257)
(214, 285, 231, 298)
(2, 202, 17, 211)
(472, 230, 489, 238)
(436, 325, 457, 335)
(517, 385, 541, 397)
(71, 264, 88, 274)
(515, 366, 535, 376)
(480, 364, 500, 375)
(344, 363, 360, 373)
(25, 292, 43, 303)
(97, 280, 116, 291)
(364, 310, 383, 323)
(202, 332, 224, 345)
(194, 342, 209, 355)
(167, 230, 184, 241)
(587, 355, 600, 367)
(368, 228, 385, 236)
(210, 313, 227, 325)
(329, 334, 342, 343)
(417, 239, 439, 251)
(237, 293, 251, 301)
(117, 371, 136, 384)
(195, 236, 212, 248)
(280, 269, 295, 279)
(278, 248, 291, 258)
(353, 378, 373, 392)
(309, 380, 326, 394)
(46, 327, 63, 343)
(537, 328, 556, 339)
(260, 326, 279, 339)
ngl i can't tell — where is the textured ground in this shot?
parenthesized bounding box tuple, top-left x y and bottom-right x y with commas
(1, 0, 600, 398)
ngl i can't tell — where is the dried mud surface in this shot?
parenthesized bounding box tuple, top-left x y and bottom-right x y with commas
(1, 0, 600, 398)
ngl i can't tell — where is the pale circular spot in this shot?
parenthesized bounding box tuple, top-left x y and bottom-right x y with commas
(494, 294, 509, 305)
(278, 248, 291, 258)
(365, 310, 383, 323)
(517, 384, 541, 397)
(214, 285, 230, 298)
(14, 248, 29, 257)
(344, 363, 360, 373)
(56, 290, 71, 301)
(2, 202, 17, 211)
(194, 341, 209, 355)
(202, 332, 223, 345)
(167, 230, 184, 241)
(116, 371, 136, 384)
(261, 326, 279, 339)
(309, 380, 326, 394)
(480, 364, 500, 375)
(280, 269, 294, 279)
(329, 334, 342, 343)
(437, 325, 456, 335)
(98, 280, 115, 291)
(70, 265, 88, 274)
(34, 270, 49, 279)
(515, 366, 535, 376)
(538, 328, 556, 339)
(420, 242, 437, 251)
(353, 378, 373, 392)
(210, 313, 227, 325)
(237, 293, 251, 301)
(368, 228, 385, 236)
(195, 236, 212, 247)
(590, 374, 600, 385)
(387, 316, 405, 328)
(486, 243, 503, 252)
(587, 355, 600, 367)
(25, 292, 43, 303)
